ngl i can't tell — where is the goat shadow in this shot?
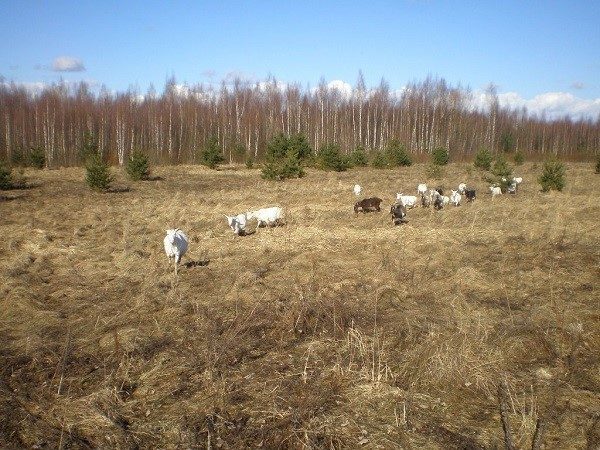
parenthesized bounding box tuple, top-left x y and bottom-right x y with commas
(0, 193, 27, 202)
(184, 259, 210, 268)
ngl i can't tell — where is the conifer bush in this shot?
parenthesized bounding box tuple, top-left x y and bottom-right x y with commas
(79, 131, 99, 163)
(261, 134, 309, 180)
(385, 140, 412, 167)
(595, 155, 600, 174)
(349, 146, 368, 167)
(513, 150, 525, 166)
(539, 158, 566, 192)
(431, 147, 449, 165)
(261, 153, 304, 180)
(10, 148, 26, 167)
(200, 136, 224, 169)
(0, 160, 12, 189)
(370, 151, 388, 168)
(491, 155, 513, 192)
(245, 156, 254, 169)
(474, 147, 493, 170)
(316, 143, 348, 171)
(85, 153, 113, 191)
(126, 150, 150, 180)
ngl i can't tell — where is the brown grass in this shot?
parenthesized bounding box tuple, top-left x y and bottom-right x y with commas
(1, 162, 599, 449)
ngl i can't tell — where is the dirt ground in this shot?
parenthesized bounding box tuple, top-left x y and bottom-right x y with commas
(1, 162, 599, 449)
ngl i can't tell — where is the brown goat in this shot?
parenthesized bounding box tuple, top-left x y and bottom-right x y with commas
(354, 197, 383, 213)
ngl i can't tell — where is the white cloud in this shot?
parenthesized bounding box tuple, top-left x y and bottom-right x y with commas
(471, 89, 600, 120)
(326, 80, 353, 99)
(52, 56, 85, 72)
(0, 80, 47, 95)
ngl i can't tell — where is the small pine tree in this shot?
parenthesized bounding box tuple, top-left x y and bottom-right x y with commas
(261, 153, 304, 180)
(370, 150, 388, 168)
(289, 134, 313, 160)
(79, 131, 99, 163)
(432, 147, 449, 166)
(0, 160, 12, 189)
(385, 139, 412, 167)
(491, 155, 513, 192)
(539, 158, 566, 192)
(474, 147, 493, 170)
(126, 150, 150, 180)
(513, 150, 525, 165)
(316, 143, 348, 171)
(245, 156, 254, 169)
(200, 136, 224, 169)
(29, 146, 46, 169)
(595, 155, 600, 174)
(231, 141, 247, 163)
(10, 147, 26, 167)
(349, 146, 368, 167)
(85, 153, 113, 191)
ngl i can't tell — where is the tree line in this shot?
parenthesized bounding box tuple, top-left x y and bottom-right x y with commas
(1, 74, 598, 167)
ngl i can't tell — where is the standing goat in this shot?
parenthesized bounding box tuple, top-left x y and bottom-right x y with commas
(353, 184, 362, 196)
(164, 229, 189, 275)
(225, 213, 248, 235)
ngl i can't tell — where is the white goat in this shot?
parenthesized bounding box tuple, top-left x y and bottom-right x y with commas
(353, 184, 362, 196)
(450, 189, 462, 206)
(396, 193, 418, 209)
(458, 183, 467, 194)
(442, 195, 450, 206)
(163, 229, 189, 275)
(225, 213, 248, 235)
(417, 183, 428, 196)
(513, 177, 523, 185)
(490, 185, 502, 198)
(247, 206, 284, 228)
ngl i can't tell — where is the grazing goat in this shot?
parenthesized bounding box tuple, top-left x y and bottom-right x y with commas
(353, 184, 362, 196)
(247, 206, 284, 228)
(458, 183, 467, 194)
(396, 193, 418, 209)
(421, 193, 431, 208)
(417, 183, 428, 196)
(450, 190, 462, 206)
(436, 187, 444, 196)
(507, 181, 517, 194)
(225, 213, 248, 235)
(390, 201, 408, 225)
(490, 186, 502, 198)
(164, 229, 189, 275)
(431, 190, 444, 210)
(354, 197, 382, 213)
(513, 177, 523, 185)
(442, 195, 450, 206)
(465, 189, 476, 202)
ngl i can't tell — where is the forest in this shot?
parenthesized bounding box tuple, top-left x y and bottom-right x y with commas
(1, 74, 599, 167)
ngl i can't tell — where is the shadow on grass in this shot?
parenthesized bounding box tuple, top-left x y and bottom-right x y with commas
(184, 259, 210, 268)
(0, 193, 27, 202)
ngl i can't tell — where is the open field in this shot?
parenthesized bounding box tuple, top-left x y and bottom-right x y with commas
(1, 163, 599, 449)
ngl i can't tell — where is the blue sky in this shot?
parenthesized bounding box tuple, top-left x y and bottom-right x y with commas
(1, 1, 599, 118)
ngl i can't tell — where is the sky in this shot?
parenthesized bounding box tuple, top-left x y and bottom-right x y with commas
(1, 0, 599, 120)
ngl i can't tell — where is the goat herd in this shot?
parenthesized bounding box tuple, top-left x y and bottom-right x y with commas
(355, 176, 523, 225)
(163, 177, 523, 274)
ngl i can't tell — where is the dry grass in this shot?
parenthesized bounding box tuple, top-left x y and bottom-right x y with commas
(1, 162, 599, 449)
